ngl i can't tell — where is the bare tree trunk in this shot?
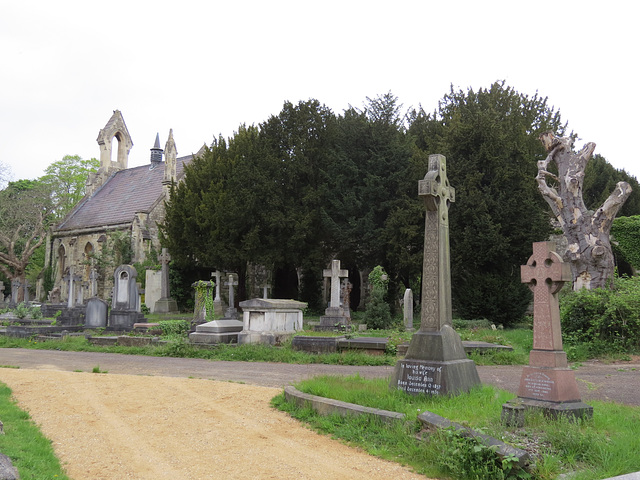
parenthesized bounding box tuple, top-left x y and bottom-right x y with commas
(537, 132, 632, 290)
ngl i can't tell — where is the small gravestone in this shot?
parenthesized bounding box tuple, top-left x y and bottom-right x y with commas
(85, 297, 108, 328)
(315, 260, 350, 331)
(154, 248, 178, 313)
(145, 270, 162, 312)
(0, 282, 5, 307)
(261, 283, 271, 299)
(403, 288, 413, 330)
(211, 270, 225, 317)
(224, 274, 239, 319)
(10, 279, 20, 307)
(503, 241, 593, 421)
(109, 265, 144, 329)
(390, 154, 480, 396)
(23, 279, 31, 304)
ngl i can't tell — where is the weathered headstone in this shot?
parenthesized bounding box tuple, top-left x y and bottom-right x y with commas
(503, 241, 593, 421)
(109, 265, 144, 329)
(10, 279, 20, 307)
(403, 288, 413, 330)
(154, 248, 178, 313)
(23, 279, 31, 304)
(262, 284, 271, 299)
(315, 260, 350, 331)
(85, 296, 108, 328)
(89, 269, 100, 297)
(145, 270, 162, 313)
(390, 154, 480, 396)
(192, 280, 215, 324)
(224, 274, 239, 319)
(0, 282, 4, 307)
(341, 278, 352, 319)
(62, 269, 80, 309)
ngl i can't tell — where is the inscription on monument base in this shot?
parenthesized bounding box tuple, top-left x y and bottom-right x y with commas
(522, 372, 554, 399)
(393, 361, 444, 395)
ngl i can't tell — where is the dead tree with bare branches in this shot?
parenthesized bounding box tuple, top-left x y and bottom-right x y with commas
(537, 132, 632, 290)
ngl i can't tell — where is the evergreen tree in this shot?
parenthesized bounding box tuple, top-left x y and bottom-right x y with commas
(408, 82, 566, 325)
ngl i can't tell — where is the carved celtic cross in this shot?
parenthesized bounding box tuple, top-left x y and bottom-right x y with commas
(521, 241, 571, 351)
(418, 154, 455, 331)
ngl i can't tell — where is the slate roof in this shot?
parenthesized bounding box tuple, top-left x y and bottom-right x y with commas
(55, 155, 192, 232)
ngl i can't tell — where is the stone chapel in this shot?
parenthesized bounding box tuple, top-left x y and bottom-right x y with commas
(45, 110, 201, 301)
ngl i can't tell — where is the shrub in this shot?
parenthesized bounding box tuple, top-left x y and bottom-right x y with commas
(364, 266, 393, 330)
(560, 275, 640, 352)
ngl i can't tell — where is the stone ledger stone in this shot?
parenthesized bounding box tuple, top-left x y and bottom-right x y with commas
(390, 154, 480, 396)
(188, 319, 243, 344)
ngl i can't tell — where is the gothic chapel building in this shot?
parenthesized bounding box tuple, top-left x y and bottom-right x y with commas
(45, 110, 199, 301)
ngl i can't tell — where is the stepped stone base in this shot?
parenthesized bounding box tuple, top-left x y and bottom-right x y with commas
(390, 326, 481, 396)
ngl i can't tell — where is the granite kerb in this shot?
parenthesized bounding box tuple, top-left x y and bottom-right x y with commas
(283, 385, 530, 468)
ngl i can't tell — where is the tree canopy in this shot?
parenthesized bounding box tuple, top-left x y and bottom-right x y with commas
(162, 83, 636, 322)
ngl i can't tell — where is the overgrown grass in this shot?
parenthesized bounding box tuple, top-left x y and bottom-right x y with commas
(275, 375, 640, 480)
(0, 382, 70, 479)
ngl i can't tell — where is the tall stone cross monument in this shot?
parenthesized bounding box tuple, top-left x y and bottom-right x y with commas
(315, 260, 350, 331)
(503, 241, 592, 420)
(154, 248, 178, 313)
(391, 154, 480, 395)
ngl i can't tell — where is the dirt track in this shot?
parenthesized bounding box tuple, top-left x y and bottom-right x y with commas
(0, 368, 428, 480)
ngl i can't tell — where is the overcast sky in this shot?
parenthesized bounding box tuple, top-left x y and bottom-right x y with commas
(2, 1, 638, 183)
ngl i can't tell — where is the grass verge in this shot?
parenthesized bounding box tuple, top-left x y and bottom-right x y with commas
(0, 382, 69, 479)
(273, 375, 640, 480)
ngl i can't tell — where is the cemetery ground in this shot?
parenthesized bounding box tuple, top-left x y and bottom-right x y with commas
(0, 314, 638, 479)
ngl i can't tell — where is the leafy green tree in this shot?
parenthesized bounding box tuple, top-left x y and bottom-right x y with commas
(41, 155, 99, 219)
(408, 82, 566, 325)
(0, 179, 55, 301)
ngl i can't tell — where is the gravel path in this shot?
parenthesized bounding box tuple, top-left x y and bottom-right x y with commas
(0, 348, 637, 479)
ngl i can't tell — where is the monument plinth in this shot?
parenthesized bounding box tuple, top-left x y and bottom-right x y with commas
(390, 154, 480, 396)
(504, 241, 592, 421)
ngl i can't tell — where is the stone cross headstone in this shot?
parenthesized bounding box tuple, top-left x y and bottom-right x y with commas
(77, 281, 87, 305)
(159, 248, 171, 299)
(262, 284, 271, 299)
(89, 269, 100, 297)
(403, 288, 413, 330)
(154, 248, 178, 313)
(503, 241, 592, 421)
(390, 154, 480, 396)
(225, 274, 239, 318)
(211, 270, 222, 302)
(323, 260, 348, 312)
(72, 274, 82, 306)
(63, 272, 76, 309)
